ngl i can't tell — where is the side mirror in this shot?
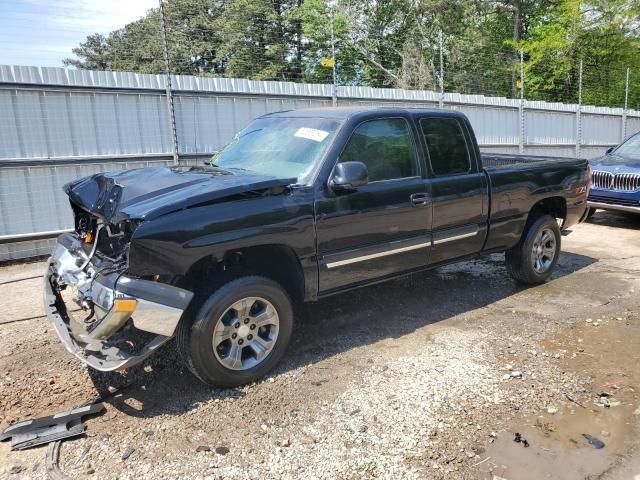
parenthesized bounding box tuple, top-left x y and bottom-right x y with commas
(606, 147, 614, 155)
(329, 161, 369, 192)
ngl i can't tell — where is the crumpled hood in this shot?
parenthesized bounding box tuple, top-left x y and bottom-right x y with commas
(64, 165, 296, 223)
(589, 154, 640, 173)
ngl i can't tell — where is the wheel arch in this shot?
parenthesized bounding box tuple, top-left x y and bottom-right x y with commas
(526, 196, 567, 229)
(177, 244, 307, 305)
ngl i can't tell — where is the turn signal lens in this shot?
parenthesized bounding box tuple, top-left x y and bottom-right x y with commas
(84, 232, 93, 244)
(114, 299, 137, 313)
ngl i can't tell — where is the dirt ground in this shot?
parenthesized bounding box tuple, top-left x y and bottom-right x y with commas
(1, 210, 639, 480)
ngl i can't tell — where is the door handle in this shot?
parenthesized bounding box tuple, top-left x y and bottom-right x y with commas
(410, 193, 431, 206)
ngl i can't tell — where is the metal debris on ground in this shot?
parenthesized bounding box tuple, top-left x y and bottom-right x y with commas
(46, 440, 71, 480)
(600, 380, 623, 390)
(121, 446, 135, 460)
(513, 432, 530, 447)
(582, 433, 605, 449)
(565, 393, 586, 408)
(0, 403, 104, 450)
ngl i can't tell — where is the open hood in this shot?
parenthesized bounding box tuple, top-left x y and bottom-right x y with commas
(64, 165, 296, 223)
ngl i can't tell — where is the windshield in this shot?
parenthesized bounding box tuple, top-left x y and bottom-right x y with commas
(614, 133, 640, 159)
(210, 116, 341, 182)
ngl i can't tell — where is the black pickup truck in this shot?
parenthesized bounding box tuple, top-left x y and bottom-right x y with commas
(45, 108, 590, 386)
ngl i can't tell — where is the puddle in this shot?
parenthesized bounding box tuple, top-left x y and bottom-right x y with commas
(475, 314, 640, 479)
(436, 255, 504, 280)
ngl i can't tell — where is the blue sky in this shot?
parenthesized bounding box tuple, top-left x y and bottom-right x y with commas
(0, 0, 157, 67)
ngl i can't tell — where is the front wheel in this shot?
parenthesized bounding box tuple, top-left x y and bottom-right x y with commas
(177, 276, 293, 387)
(505, 214, 561, 285)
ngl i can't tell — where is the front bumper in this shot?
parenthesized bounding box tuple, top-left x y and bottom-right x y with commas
(588, 200, 640, 214)
(44, 233, 193, 371)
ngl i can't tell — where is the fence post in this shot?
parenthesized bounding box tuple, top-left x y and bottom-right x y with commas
(519, 49, 525, 154)
(622, 67, 630, 141)
(438, 30, 444, 108)
(330, 8, 338, 107)
(576, 59, 583, 159)
(159, 0, 179, 165)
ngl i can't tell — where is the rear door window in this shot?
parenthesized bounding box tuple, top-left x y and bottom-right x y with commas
(420, 118, 471, 176)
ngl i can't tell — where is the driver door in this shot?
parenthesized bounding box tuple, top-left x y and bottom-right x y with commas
(315, 117, 432, 294)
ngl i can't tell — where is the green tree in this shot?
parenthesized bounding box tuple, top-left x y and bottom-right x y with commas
(521, 0, 640, 107)
(63, 0, 640, 108)
(63, 33, 113, 70)
(64, 0, 224, 75)
(300, 0, 362, 84)
(214, 0, 304, 81)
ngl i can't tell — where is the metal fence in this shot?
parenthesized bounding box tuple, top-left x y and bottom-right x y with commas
(1, 64, 639, 262)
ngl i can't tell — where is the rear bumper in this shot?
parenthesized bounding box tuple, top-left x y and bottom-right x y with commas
(588, 201, 640, 214)
(44, 233, 193, 371)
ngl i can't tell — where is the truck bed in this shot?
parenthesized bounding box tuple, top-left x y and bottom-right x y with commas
(482, 152, 580, 169)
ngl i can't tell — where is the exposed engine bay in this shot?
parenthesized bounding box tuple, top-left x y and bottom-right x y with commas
(71, 203, 139, 265)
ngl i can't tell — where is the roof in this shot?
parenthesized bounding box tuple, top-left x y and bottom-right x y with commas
(261, 106, 461, 120)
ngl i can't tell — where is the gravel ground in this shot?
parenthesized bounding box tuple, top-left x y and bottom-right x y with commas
(1, 210, 639, 480)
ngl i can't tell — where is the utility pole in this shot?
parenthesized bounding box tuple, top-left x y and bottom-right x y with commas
(330, 7, 338, 107)
(159, 0, 179, 165)
(622, 67, 630, 141)
(438, 30, 444, 108)
(576, 59, 583, 159)
(519, 49, 525, 154)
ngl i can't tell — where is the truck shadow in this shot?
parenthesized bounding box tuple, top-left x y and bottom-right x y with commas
(587, 210, 640, 230)
(99, 251, 597, 419)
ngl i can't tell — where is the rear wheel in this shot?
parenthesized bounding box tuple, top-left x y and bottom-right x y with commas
(177, 276, 293, 387)
(587, 207, 597, 219)
(505, 214, 561, 285)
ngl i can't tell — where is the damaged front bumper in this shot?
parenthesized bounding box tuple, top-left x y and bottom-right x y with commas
(44, 233, 193, 371)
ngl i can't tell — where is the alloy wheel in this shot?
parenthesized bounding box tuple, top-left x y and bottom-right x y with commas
(531, 228, 556, 274)
(212, 297, 279, 371)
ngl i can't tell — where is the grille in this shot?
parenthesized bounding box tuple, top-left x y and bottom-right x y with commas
(591, 170, 640, 191)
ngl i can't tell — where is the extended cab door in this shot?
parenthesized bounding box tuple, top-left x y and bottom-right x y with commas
(315, 117, 432, 294)
(416, 115, 489, 264)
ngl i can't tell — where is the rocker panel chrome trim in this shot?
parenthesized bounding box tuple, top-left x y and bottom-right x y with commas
(326, 242, 431, 268)
(433, 230, 479, 245)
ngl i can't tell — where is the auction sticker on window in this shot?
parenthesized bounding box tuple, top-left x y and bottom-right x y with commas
(294, 127, 330, 142)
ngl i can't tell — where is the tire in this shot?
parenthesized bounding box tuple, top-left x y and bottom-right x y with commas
(587, 208, 597, 219)
(505, 214, 561, 285)
(176, 276, 293, 387)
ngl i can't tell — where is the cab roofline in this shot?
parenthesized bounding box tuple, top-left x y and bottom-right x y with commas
(258, 106, 467, 121)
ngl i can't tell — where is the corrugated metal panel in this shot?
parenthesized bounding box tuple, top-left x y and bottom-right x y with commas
(0, 158, 202, 262)
(480, 146, 520, 155)
(0, 64, 624, 115)
(449, 105, 519, 146)
(627, 117, 640, 137)
(0, 90, 21, 158)
(0, 64, 635, 260)
(525, 110, 576, 145)
(0, 89, 172, 160)
(582, 146, 610, 159)
(174, 95, 331, 154)
(582, 114, 622, 146)
(0, 237, 58, 262)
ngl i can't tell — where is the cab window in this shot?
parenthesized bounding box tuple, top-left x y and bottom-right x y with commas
(420, 118, 471, 176)
(340, 118, 418, 182)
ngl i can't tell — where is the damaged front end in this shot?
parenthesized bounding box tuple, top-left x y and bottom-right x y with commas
(45, 165, 295, 371)
(44, 220, 193, 371)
